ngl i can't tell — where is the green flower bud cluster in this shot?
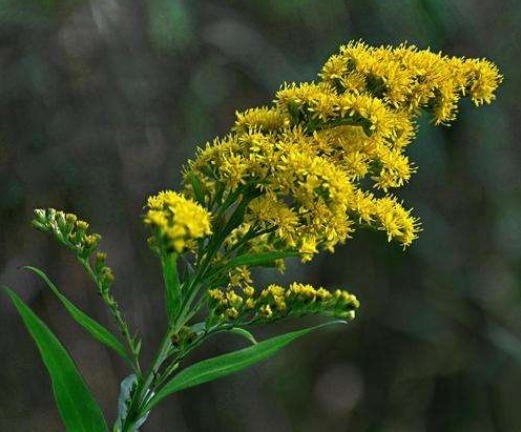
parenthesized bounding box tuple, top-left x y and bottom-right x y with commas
(32, 209, 114, 292)
(31, 209, 139, 362)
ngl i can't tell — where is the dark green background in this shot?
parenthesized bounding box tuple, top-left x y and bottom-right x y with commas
(1, 1, 519, 431)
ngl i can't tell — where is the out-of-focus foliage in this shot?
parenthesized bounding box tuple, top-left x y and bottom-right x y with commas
(0, 0, 519, 431)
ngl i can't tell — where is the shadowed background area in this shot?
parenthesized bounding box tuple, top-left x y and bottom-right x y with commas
(1, 1, 520, 431)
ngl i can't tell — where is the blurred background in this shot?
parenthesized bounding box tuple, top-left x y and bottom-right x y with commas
(0, 0, 519, 431)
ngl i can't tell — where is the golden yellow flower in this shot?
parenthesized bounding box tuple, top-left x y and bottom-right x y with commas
(144, 190, 212, 253)
(181, 41, 501, 262)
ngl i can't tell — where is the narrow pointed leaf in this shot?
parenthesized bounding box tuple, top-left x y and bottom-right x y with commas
(190, 321, 206, 336)
(189, 172, 206, 205)
(161, 253, 181, 323)
(146, 321, 346, 410)
(114, 374, 150, 432)
(24, 266, 129, 363)
(228, 327, 257, 345)
(4, 287, 108, 432)
(114, 374, 138, 431)
(219, 251, 299, 272)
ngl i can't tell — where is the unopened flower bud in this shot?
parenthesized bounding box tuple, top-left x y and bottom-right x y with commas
(55, 211, 66, 228)
(226, 307, 239, 319)
(65, 213, 77, 225)
(96, 252, 107, 262)
(85, 234, 101, 248)
(75, 220, 89, 231)
(33, 209, 47, 223)
(101, 267, 114, 283)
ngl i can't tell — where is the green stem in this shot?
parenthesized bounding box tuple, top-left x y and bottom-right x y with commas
(181, 191, 259, 312)
(52, 232, 141, 374)
(79, 258, 141, 375)
(121, 287, 196, 432)
(122, 187, 262, 429)
(306, 114, 370, 134)
(120, 331, 174, 431)
(143, 322, 256, 410)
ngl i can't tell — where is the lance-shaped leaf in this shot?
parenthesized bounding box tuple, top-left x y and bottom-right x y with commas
(145, 321, 346, 410)
(161, 253, 181, 323)
(4, 287, 108, 432)
(24, 266, 129, 364)
(218, 251, 299, 272)
(114, 374, 151, 432)
(227, 327, 258, 345)
(189, 172, 206, 205)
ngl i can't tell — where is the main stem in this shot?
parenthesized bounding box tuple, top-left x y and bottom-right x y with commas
(120, 328, 175, 431)
(121, 188, 256, 430)
(120, 269, 196, 431)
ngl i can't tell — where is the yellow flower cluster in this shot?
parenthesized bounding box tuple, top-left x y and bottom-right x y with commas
(208, 282, 359, 324)
(319, 41, 502, 121)
(183, 41, 501, 261)
(144, 190, 212, 253)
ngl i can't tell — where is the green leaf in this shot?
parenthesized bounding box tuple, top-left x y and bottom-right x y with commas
(219, 251, 299, 272)
(190, 172, 206, 205)
(23, 266, 129, 363)
(190, 323, 257, 344)
(114, 374, 151, 432)
(4, 287, 108, 432)
(114, 374, 137, 431)
(227, 327, 258, 345)
(146, 321, 346, 410)
(190, 321, 206, 336)
(161, 253, 181, 323)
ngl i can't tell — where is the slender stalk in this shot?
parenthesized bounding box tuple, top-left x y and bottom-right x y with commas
(180, 192, 257, 312)
(120, 273, 192, 430)
(79, 258, 141, 375)
(50, 230, 142, 374)
(143, 321, 260, 412)
(120, 331, 174, 431)
(121, 187, 261, 429)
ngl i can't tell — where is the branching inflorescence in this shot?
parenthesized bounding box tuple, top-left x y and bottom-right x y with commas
(8, 41, 501, 432)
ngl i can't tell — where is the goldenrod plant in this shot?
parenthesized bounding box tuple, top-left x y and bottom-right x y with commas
(5, 41, 502, 431)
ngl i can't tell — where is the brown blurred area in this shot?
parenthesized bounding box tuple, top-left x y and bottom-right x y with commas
(1, 1, 520, 431)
